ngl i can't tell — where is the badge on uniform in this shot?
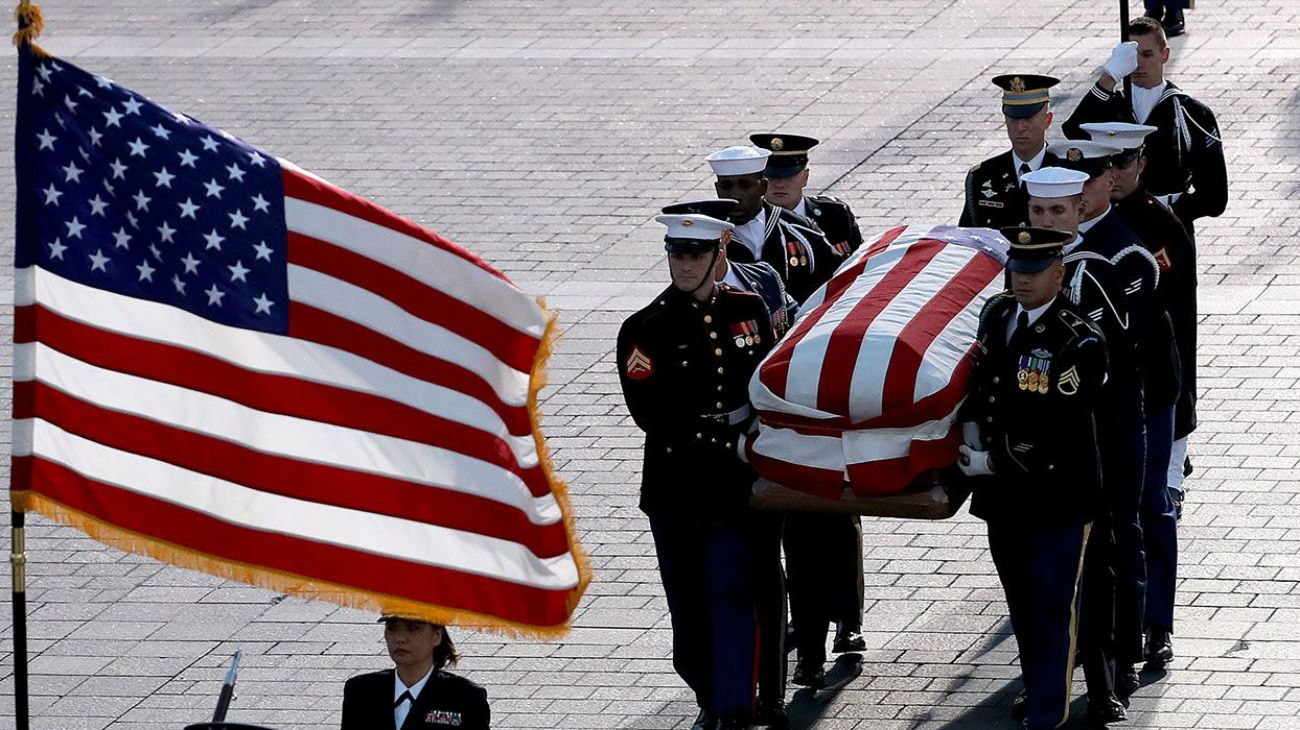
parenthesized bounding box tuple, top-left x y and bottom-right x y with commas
(771, 308, 789, 338)
(980, 179, 996, 198)
(624, 345, 654, 380)
(1016, 352, 1051, 394)
(784, 239, 807, 268)
(731, 319, 761, 348)
(1057, 365, 1081, 395)
(425, 709, 463, 726)
(831, 241, 852, 256)
(1154, 247, 1172, 272)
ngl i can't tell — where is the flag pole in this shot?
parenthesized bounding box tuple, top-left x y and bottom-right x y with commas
(1120, 0, 1133, 101)
(11, 3, 41, 729)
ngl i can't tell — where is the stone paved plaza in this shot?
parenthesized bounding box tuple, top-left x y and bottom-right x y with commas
(2, 0, 1300, 728)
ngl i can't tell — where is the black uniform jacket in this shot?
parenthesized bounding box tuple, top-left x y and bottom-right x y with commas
(803, 194, 864, 256)
(617, 284, 777, 520)
(1063, 80, 1227, 226)
(964, 293, 1108, 528)
(959, 149, 1061, 229)
(729, 260, 799, 339)
(1115, 188, 1197, 436)
(342, 669, 489, 730)
(1080, 210, 1180, 410)
(727, 201, 844, 304)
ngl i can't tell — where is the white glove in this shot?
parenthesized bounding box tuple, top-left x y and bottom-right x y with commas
(958, 444, 995, 477)
(1103, 41, 1139, 83)
(961, 422, 982, 449)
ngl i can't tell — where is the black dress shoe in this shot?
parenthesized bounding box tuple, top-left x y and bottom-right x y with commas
(1087, 695, 1129, 725)
(691, 708, 718, 730)
(1010, 689, 1029, 720)
(1163, 8, 1186, 37)
(753, 699, 789, 729)
(791, 659, 827, 689)
(1116, 663, 1140, 700)
(1146, 630, 1174, 666)
(832, 626, 866, 653)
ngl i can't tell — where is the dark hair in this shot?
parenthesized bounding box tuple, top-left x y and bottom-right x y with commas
(1128, 17, 1167, 48)
(434, 627, 460, 669)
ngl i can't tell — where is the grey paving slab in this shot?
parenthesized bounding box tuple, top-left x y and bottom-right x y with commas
(0, 0, 1299, 729)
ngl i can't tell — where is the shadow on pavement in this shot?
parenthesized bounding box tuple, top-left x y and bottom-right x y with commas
(787, 653, 864, 730)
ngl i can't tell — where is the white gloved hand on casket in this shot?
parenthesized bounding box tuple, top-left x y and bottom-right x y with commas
(957, 444, 995, 477)
(961, 421, 982, 449)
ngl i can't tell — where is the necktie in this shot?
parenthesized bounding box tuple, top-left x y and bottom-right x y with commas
(1019, 163, 1031, 176)
(1016, 311, 1030, 336)
(394, 690, 413, 708)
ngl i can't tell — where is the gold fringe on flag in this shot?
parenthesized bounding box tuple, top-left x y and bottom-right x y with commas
(13, 0, 49, 56)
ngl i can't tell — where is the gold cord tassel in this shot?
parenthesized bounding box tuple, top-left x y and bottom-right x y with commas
(13, 0, 48, 54)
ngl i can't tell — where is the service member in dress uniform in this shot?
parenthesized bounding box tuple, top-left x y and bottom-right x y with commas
(342, 616, 490, 730)
(744, 133, 869, 681)
(661, 199, 799, 339)
(1022, 167, 1136, 724)
(1049, 140, 1179, 703)
(618, 211, 777, 730)
(957, 226, 1108, 730)
(749, 133, 865, 257)
(1081, 122, 1191, 667)
(1062, 17, 1227, 237)
(706, 145, 843, 304)
(960, 74, 1062, 229)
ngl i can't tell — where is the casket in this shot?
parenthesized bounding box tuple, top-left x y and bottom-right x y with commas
(745, 225, 1008, 515)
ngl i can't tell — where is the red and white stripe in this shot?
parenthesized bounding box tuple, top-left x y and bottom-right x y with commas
(747, 225, 1005, 498)
(13, 165, 586, 631)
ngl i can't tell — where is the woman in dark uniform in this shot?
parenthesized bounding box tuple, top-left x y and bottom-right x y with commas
(342, 616, 489, 730)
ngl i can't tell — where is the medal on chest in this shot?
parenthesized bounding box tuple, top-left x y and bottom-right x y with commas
(784, 239, 807, 268)
(1017, 349, 1052, 394)
(730, 319, 761, 348)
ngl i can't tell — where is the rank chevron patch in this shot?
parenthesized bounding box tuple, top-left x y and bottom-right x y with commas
(624, 345, 654, 380)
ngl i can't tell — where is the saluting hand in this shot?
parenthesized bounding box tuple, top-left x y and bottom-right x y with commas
(1103, 41, 1139, 85)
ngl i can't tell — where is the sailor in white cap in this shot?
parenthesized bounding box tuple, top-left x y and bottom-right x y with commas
(1062, 16, 1226, 236)
(1023, 164, 1143, 724)
(1082, 122, 1191, 670)
(617, 209, 778, 730)
(707, 145, 841, 304)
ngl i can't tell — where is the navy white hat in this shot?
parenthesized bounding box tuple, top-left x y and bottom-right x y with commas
(1021, 167, 1090, 198)
(1046, 140, 1124, 178)
(706, 145, 771, 177)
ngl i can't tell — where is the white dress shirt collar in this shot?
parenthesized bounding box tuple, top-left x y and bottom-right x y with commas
(1078, 205, 1112, 234)
(1131, 80, 1168, 125)
(394, 666, 435, 729)
(1006, 299, 1055, 342)
(1013, 145, 1048, 183)
(732, 209, 767, 259)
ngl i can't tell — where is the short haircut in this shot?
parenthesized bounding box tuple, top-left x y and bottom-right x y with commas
(1129, 17, 1167, 48)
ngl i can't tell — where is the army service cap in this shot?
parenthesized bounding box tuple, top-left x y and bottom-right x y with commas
(706, 145, 771, 177)
(991, 73, 1060, 118)
(655, 213, 734, 254)
(749, 133, 819, 178)
(1079, 122, 1157, 164)
(1021, 166, 1089, 199)
(1046, 140, 1123, 178)
(1001, 226, 1072, 273)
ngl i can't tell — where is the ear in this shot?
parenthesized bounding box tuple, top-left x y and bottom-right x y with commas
(758, 178, 769, 194)
(1136, 156, 1148, 176)
(1044, 110, 1054, 129)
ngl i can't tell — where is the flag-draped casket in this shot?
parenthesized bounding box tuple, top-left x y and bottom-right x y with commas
(746, 225, 1009, 499)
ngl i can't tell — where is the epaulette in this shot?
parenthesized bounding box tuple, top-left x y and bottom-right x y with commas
(1058, 306, 1103, 341)
(968, 161, 982, 173)
(807, 193, 846, 206)
(978, 291, 1015, 326)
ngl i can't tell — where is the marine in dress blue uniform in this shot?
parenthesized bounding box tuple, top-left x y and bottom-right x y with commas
(958, 227, 1107, 730)
(1081, 122, 1191, 667)
(960, 74, 1062, 229)
(745, 132, 867, 686)
(617, 211, 775, 730)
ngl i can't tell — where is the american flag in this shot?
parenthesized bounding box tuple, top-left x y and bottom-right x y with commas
(11, 50, 589, 634)
(746, 225, 1008, 497)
